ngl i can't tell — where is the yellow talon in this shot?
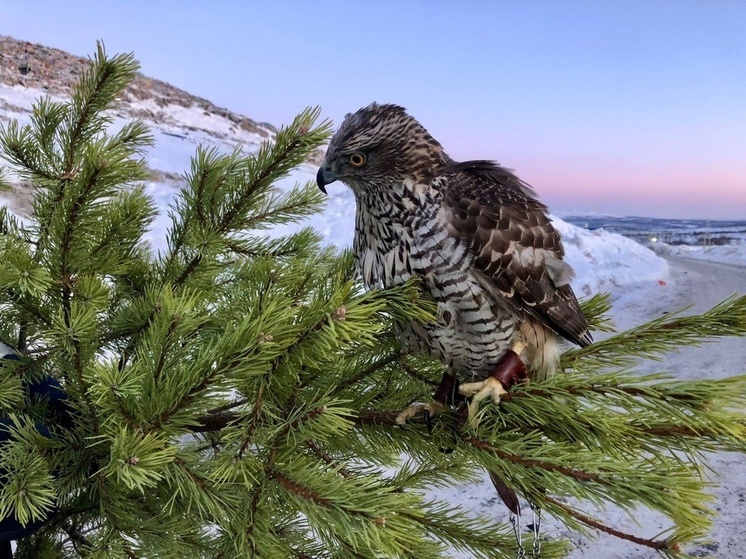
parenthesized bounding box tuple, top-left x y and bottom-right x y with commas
(395, 401, 448, 425)
(459, 377, 508, 426)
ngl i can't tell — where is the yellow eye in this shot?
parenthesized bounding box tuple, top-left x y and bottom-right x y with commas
(348, 153, 366, 167)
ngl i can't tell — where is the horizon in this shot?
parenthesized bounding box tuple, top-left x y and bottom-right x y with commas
(554, 211, 746, 224)
(1, 1, 744, 220)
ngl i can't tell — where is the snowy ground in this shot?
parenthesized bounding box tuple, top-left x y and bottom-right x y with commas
(651, 242, 746, 268)
(2, 84, 745, 557)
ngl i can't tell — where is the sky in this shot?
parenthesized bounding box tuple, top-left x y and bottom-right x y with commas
(1, 1, 745, 219)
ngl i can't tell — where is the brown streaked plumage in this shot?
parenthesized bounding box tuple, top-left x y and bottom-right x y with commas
(443, 160, 591, 353)
(318, 103, 590, 391)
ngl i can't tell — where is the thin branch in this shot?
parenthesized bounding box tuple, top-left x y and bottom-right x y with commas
(193, 410, 240, 433)
(152, 318, 179, 382)
(306, 440, 354, 479)
(206, 397, 248, 415)
(193, 406, 423, 432)
(64, 58, 114, 176)
(194, 406, 419, 432)
(0, 287, 53, 327)
(543, 494, 671, 551)
(400, 361, 439, 387)
(468, 437, 604, 482)
(271, 471, 331, 505)
(236, 382, 266, 459)
(324, 351, 402, 393)
(61, 521, 93, 552)
(354, 409, 410, 426)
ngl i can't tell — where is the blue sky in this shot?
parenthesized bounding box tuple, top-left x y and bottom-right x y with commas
(1, 1, 745, 218)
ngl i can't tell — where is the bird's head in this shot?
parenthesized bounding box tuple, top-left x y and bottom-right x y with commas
(317, 103, 448, 195)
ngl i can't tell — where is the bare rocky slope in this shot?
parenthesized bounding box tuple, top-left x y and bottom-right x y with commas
(0, 35, 326, 214)
(0, 35, 275, 138)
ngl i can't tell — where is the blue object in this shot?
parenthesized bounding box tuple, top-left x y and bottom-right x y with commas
(0, 342, 73, 549)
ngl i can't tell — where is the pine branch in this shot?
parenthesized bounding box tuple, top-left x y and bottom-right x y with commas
(542, 495, 673, 553)
(562, 294, 746, 370)
(161, 109, 331, 287)
(62, 43, 140, 176)
(0, 120, 59, 182)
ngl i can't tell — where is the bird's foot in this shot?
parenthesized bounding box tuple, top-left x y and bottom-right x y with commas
(396, 372, 461, 427)
(459, 344, 528, 426)
(460, 377, 508, 426)
(395, 401, 448, 426)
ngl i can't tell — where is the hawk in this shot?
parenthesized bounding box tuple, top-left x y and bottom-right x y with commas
(317, 103, 591, 426)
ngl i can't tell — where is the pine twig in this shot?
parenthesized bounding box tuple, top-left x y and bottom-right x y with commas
(543, 495, 672, 552)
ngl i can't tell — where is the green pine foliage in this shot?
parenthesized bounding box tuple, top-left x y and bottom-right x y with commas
(0, 45, 744, 559)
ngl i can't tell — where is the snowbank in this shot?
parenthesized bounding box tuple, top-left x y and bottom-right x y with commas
(649, 242, 746, 267)
(551, 219, 669, 296)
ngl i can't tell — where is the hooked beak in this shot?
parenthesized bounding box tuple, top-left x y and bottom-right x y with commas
(316, 164, 337, 194)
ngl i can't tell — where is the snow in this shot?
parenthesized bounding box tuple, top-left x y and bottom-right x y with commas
(649, 241, 746, 267)
(551, 217, 669, 296)
(2, 83, 746, 558)
(0, 83, 61, 120)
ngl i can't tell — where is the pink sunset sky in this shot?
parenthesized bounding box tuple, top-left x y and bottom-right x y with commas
(2, 1, 744, 219)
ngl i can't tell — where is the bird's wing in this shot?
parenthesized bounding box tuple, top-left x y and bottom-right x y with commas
(441, 160, 591, 347)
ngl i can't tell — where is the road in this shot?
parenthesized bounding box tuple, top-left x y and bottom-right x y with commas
(567, 254, 746, 559)
(665, 255, 746, 312)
